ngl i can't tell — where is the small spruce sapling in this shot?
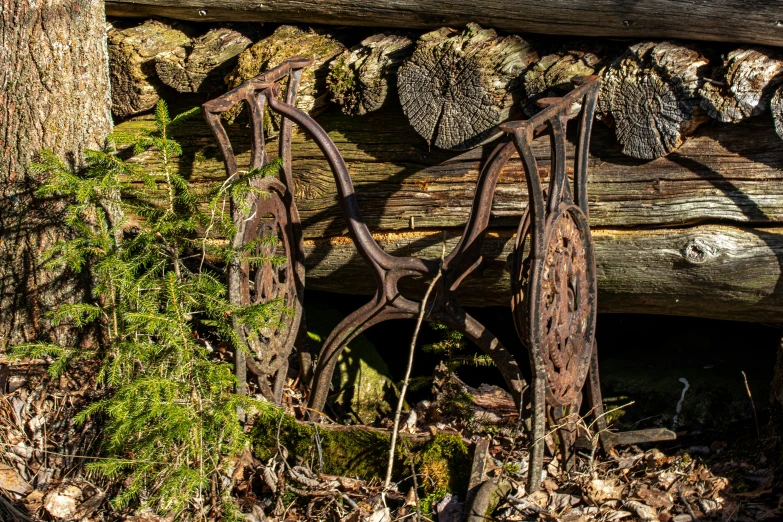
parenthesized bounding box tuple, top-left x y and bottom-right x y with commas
(12, 100, 286, 519)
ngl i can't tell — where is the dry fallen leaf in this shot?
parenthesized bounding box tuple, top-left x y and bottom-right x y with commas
(43, 483, 83, 520)
(586, 478, 625, 504)
(625, 500, 658, 522)
(0, 463, 32, 495)
(637, 486, 674, 510)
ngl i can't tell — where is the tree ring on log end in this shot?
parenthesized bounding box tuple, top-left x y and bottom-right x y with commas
(512, 203, 597, 407)
(397, 24, 537, 151)
(241, 181, 303, 377)
(598, 41, 708, 160)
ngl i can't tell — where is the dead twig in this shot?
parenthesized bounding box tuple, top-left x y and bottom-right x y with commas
(678, 483, 703, 522)
(384, 235, 446, 490)
(741, 370, 760, 438)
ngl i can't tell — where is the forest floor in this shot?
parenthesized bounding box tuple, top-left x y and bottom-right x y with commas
(1, 356, 781, 522)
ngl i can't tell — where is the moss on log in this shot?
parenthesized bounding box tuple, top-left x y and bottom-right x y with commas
(223, 25, 345, 123)
(252, 411, 469, 485)
(327, 32, 414, 116)
(397, 24, 538, 150)
(598, 41, 710, 160)
(155, 24, 261, 94)
(108, 19, 192, 118)
(700, 47, 783, 123)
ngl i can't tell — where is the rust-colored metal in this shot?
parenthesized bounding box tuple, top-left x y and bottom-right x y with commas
(204, 63, 671, 495)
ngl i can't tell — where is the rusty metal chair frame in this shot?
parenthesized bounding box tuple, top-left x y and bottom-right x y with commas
(203, 57, 669, 493)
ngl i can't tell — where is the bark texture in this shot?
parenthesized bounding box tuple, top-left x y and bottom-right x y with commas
(104, 0, 783, 48)
(397, 24, 538, 150)
(700, 47, 783, 123)
(0, 0, 112, 348)
(155, 24, 260, 94)
(327, 33, 414, 116)
(223, 25, 345, 123)
(108, 19, 191, 118)
(598, 41, 709, 160)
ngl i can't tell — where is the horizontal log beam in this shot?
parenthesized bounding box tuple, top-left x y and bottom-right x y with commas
(303, 225, 783, 322)
(105, 0, 783, 47)
(117, 104, 783, 236)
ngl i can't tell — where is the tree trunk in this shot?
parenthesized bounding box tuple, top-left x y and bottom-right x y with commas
(700, 47, 783, 124)
(104, 0, 783, 48)
(0, 0, 112, 348)
(598, 41, 710, 160)
(397, 24, 538, 150)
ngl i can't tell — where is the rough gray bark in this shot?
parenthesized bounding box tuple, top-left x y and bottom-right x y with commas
(598, 41, 710, 160)
(772, 85, 783, 139)
(104, 0, 783, 48)
(327, 33, 414, 116)
(302, 225, 783, 322)
(700, 47, 783, 123)
(223, 25, 345, 123)
(108, 19, 191, 118)
(155, 24, 260, 94)
(397, 24, 538, 150)
(0, 0, 112, 348)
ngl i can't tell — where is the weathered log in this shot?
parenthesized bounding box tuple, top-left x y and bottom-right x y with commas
(104, 0, 783, 48)
(523, 48, 603, 115)
(155, 24, 261, 94)
(327, 33, 414, 116)
(302, 225, 783, 322)
(116, 103, 783, 236)
(773, 85, 783, 139)
(108, 19, 192, 118)
(597, 41, 710, 160)
(397, 24, 538, 150)
(700, 47, 783, 123)
(223, 25, 345, 123)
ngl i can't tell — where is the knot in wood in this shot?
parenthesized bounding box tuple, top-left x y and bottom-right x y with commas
(397, 24, 537, 150)
(683, 238, 716, 264)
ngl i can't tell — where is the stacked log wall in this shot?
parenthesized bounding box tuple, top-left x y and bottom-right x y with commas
(107, 18, 783, 321)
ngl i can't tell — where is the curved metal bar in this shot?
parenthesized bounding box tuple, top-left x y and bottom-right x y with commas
(573, 76, 600, 216)
(266, 94, 434, 277)
(307, 295, 420, 417)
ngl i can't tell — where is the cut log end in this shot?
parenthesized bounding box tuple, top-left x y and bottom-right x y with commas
(223, 25, 345, 123)
(397, 23, 538, 151)
(772, 85, 783, 140)
(700, 47, 783, 123)
(108, 19, 192, 118)
(155, 24, 260, 94)
(327, 33, 414, 116)
(599, 41, 709, 160)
